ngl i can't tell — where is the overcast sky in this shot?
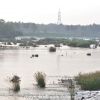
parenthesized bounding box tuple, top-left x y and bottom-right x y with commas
(0, 0, 100, 25)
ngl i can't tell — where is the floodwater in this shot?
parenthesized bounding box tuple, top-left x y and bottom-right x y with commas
(0, 45, 100, 100)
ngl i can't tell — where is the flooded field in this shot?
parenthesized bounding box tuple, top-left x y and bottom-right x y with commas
(0, 45, 100, 100)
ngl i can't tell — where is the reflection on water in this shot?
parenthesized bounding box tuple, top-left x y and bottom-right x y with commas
(0, 46, 100, 99)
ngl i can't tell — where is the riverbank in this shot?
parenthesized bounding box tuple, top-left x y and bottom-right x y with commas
(0, 38, 98, 49)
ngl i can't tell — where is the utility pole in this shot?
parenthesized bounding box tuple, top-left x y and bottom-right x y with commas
(57, 9, 62, 25)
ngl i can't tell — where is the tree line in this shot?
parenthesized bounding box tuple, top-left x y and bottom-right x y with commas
(0, 19, 100, 39)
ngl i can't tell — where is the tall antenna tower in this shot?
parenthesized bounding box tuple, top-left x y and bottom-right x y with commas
(57, 9, 62, 25)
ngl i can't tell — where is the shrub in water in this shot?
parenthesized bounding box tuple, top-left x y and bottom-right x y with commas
(49, 47, 56, 52)
(10, 75, 21, 92)
(35, 72, 46, 88)
(75, 71, 100, 90)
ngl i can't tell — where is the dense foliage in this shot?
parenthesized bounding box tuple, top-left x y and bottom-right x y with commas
(75, 71, 100, 90)
(1, 19, 100, 39)
(66, 39, 97, 48)
(0, 19, 22, 39)
(37, 38, 97, 48)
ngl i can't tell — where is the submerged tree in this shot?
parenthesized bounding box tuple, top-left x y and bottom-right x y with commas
(10, 75, 21, 92)
(49, 47, 56, 52)
(35, 72, 46, 88)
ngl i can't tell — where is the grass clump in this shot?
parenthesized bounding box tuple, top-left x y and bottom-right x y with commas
(49, 47, 56, 52)
(35, 72, 46, 88)
(10, 75, 21, 92)
(75, 71, 100, 90)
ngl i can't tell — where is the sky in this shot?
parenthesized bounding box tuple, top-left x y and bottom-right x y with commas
(0, 0, 100, 25)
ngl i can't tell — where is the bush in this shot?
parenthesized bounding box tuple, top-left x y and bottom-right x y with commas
(10, 75, 21, 92)
(49, 47, 56, 52)
(75, 71, 100, 90)
(66, 39, 97, 48)
(35, 72, 46, 88)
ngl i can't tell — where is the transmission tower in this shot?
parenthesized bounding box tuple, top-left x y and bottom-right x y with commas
(57, 9, 62, 25)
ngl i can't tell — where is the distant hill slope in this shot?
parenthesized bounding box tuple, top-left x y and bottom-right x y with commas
(0, 19, 100, 39)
